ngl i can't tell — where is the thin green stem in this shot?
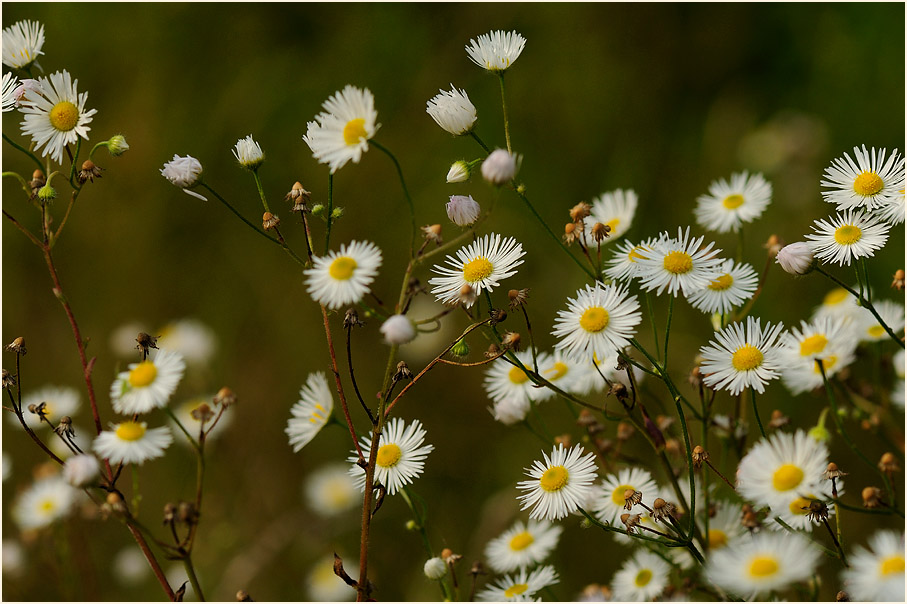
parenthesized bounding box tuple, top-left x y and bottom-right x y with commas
(663, 296, 674, 371)
(182, 556, 206, 602)
(750, 387, 766, 438)
(2, 171, 30, 193)
(68, 138, 82, 187)
(736, 226, 744, 263)
(3, 133, 45, 174)
(861, 259, 872, 304)
(816, 266, 904, 348)
(645, 292, 661, 361)
(497, 74, 512, 154)
(251, 170, 271, 213)
(371, 140, 417, 257)
(469, 131, 491, 154)
(324, 173, 334, 254)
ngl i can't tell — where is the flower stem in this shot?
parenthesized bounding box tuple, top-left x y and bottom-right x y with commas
(251, 170, 271, 213)
(469, 131, 491, 154)
(816, 266, 904, 348)
(3, 132, 45, 174)
(750, 387, 766, 438)
(645, 292, 661, 361)
(497, 73, 512, 154)
(324, 173, 334, 254)
(663, 296, 674, 371)
(371, 140, 417, 257)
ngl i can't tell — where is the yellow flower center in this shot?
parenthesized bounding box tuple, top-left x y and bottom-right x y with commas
(342, 118, 367, 145)
(579, 307, 610, 333)
(605, 218, 620, 233)
(509, 531, 535, 551)
(823, 288, 849, 306)
(722, 194, 745, 209)
(309, 403, 327, 424)
(853, 171, 884, 197)
(128, 361, 158, 388)
(628, 245, 646, 263)
(834, 225, 862, 245)
(634, 569, 653, 587)
(611, 483, 635, 505)
(663, 251, 693, 274)
(708, 529, 728, 549)
(508, 367, 530, 385)
(788, 496, 812, 515)
(376, 443, 402, 468)
(504, 584, 528, 598)
(800, 334, 828, 356)
(708, 273, 734, 291)
(462, 257, 493, 283)
(812, 355, 838, 374)
(868, 325, 885, 338)
(731, 344, 763, 371)
(880, 555, 905, 576)
(329, 256, 357, 280)
(327, 481, 353, 507)
(40, 499, 56, 513)
(544, 362, 569, 381)
(540, 465, 569, 492)
(772, 464, 804, 491)
(115, 421, 147, 442)
(748, 556, 779, 578)
(49, 101, 79, 132)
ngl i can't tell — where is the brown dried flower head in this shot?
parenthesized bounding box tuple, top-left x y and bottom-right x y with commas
(77, 160, 104, 184)
(764, 234, 785, 258)
(591, 222, 610, 242)
(190, 403, 215, 423)
(262, 212, 280, 230)
(5, 337, 26, 355)
(569, 202, 591, 222)
(861, 486, 884, 508)
(823, 462, 847, 480)
(422, 223, 443, 243)
(508, 288, 530, 309)
(213, 386, 238, 407)
(892, 269, 905, 291)
(135, 332, 159, 355)
(563, 222, 577, 245)
(501, 331, 521, 351)
(878, 452, 900, 473)
(623, 488, 642, 510)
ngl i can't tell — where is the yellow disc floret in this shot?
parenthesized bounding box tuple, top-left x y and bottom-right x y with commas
(509, 531, 535, 551)
(343, 118, 367, 145)
(544, 362, 569, 381)
(708, 274, 734, 291)
(329, 256, 358, 280)
(731, 344, 763, 371)
(708, 529, 728, 549)
(128, 361, 158, 388)
(376, 443, 402, 468)
(722, 194, 745, 209)
(834, 225, 862, 245)
(772, 464, 804, 491)
(663, 251, 693, 274)
(504, 584, 528, 598)
(634, 569, 653, 587)
(611, 484, 635, 505)
(853, 171, 884, 197)
(880, 555, 905, 576)
(508, 367, 530, 385)
(49, 101, 79, 131)
(116, 421, 147, 442)
(823, 288, 849, 305)
(463, 257, 493, 283)
(540, 465, 569, 492)
(748, 556, 779, 578)
(799, 334, 828, 357)
(579, 307, 610, 333)
(788, 496, 812, 515)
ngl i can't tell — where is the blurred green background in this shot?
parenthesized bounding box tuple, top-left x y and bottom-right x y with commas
(2, 2, 904, 601)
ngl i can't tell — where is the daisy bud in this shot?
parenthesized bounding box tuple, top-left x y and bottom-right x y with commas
(764, 234, 785, 258)
(446, 194, 481, 226)
(331, 207, 344, 219)
(29, 169, 46, 196)
(423, 557, 447, 580)
(232, 135, 265, 170)
(481, 149, 518, 185)
(62, 454, 100, 487)
(426, 85, 477, 136)
(861, 486, 884, 508)
(380, 314, 416, 345)
(446, 160, 470, 183)
(311, 204, 325, 216)
(107, 492, 126, 513)
(37, 183, 56, 203)
(262, 212, 280, 230)
(5, 337, 26, 355)
(775, 242, 815, 275)
(77, 159, 104, 184)
(891, 269, 905, 291)
(161, 154, 206, 200)
(178, 501, 198, 524)
(163, 502, 177, 524)
(106, 134, 130, 156)
(569, 202, 591, 222)
(405, 519, 418, 531)
(449, 338, 469, 359)
(808, 424, 831, 443)
(878, 452, 899, 473)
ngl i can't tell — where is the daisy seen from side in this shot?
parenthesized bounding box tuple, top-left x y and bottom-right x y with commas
(18, 70, 97, 164)
(805, 210, 890, 266)
(303, 85, 379, 173)
(286, 372, 334, 452)
(551, 282, 642, 364)
(349, 417, 433, 495)
(484, 519, 563, 573)
(109, 349, 186, 415)
(686, 259, 759, 315)
(466, 30, 526, 73)
(428, 233, 524, 307)
(634, 227, 723, 297)
(699, 316, 784, 395)
(93, 421, 173, 465)
(821, 145, 905, 211)
(854, 300, 905, 343)
(304, 240, 382, 309)
(426, 85, 476, 136)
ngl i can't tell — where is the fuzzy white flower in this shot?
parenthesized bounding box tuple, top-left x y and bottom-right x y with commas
(10, 385, 80, 431)
(593, 466, 661, 526)
(304, 463, 359, 517)
(303, 85, 378, 173)
(687, 259, 759, 315)
(854, 300, 905, 343)
(466, 30, 526, 72)
(842, 530, 905, 602)
(1, 72, 18, 112)
(446, 160, 470, 183)
(156, 318, 218, 366)
(477, 565, 558, 602)
(699, 316, 784, 395)
(426, 85, 477, 135)
(423, 557, 447, 580)
(695, 171, 772, 233)
(806, 210, 890, 266)
(485, 520, 563, 573)
(611, 549, 671, 601)
(110, 349, 186, 415)
(232, 134, 264, 170)
(286, 372, 333, 452)
(775, 242, 816, 275)
(552, 282, 641, 363)
(779, 317, 857, 394)
(161, 154, 207, 200)
(349, 417, 433, 495)
(429, 233, 524, 307)
(379, 314, 416, 345)
(481, 149, 518, 185)
(812, 286, 863, 325)
(584, 189, 638, 243)
(446, 194, 481, 226)
(603, 238, 656, 282)
(490, 394, 532, 426)
(18, 70, 97, 164)
(113, 547, 150, 584)
(304, 240, 383, 309)
(821, 145, 905, 211)
(517, 443, 598, 521)
(2, 20, 44, 69)
(2, 540, 25, 578)
(63, 454, 101, 487)
(93, 421, 173, 465)
(877, 188, 905, 225)
(13, 476, 77, 530)
(634, 227, 723, 297)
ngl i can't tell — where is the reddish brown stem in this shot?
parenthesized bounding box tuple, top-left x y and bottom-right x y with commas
(356, 425, 381, 601)
(321, 306, 364, 461)
(126, 522, 176, 601)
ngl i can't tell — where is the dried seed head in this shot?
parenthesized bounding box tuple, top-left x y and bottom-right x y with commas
(236, 590, 253, 602)
(262, 212, 280, 230)
(55, 415, 74, 438)
(892, 270, 905, 291)
(29, 401, 48, 420)
(836, 590, 850, 602)
(343, 308, 364, 329)
(393, 361, 413, 382)
(135, 332, 159, 354)
(458, 284, 477, 306)
(878, 452, 900, 473)
(861, 486, 884, 508)
(764, 234, 785, 258)
(617, 422, 635, 441)
(484, 343, 501, 359)
(623, 488, 642, 510)
(804, 500, 829, 522)
(77, 159, 104, 184)
(285, 181, 312, 206)
(507, 288, 530, 309)
(576, 409, 597, 427)
(440, 548, 453, 561)
(824, 462, 847, 480)
(1, 369, 16, 389)
(768, 409, 790, 429)
(178, 501, 199, 524)
(664, 438, 681, 456)
(107, 492, 124, 506)
(609, 382, 628, 402)
(553, 434, 572, 448)
(741, 508, 761, 529)
(569, 202, 591, 222)
(214, 386, 237, 407)
(190, 403, 214, 423)
(692, 445, 710, 469)
(501, 331, 521, 351)
(591, 222, 610, 242)
(620, 512, 641, 533)
(5, 337, 26, 355)
(563, 222, 577, 244)
(163, 502, 177, 523)
(470, 561, 486, 576)
(650, 498, 676, 521)
(489, 308, 507, 324)
(421, 223, 443, 243)
(581, 585, 612, 601)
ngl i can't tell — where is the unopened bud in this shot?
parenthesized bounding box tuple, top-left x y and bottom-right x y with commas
(106, 135, 130, 156)
(37, 183, 56, 203)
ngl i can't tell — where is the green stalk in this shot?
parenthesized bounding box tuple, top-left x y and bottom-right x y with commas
(3, 133, 45, 174)
(251, 170, 271, 213)
(370, 140, 417, 257)
(751, 387, 766, 438)
(816, 266, 904, 348)
(497, 73, 512, 154)
(324, 173, 334, 254)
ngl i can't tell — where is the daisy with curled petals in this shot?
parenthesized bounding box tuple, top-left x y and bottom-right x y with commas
(611, 549, 671, 602)
(853, 300, 905, 343)
(477, 565, 558, 602)
(2, 72, 18, 112)
(466, 30, 526, 73)
(603, 238, 656, 282)
(286, 372, 333, 452)
(19, 70, 97, 164)
(821, 145, 905, 211)
(583, 189, 638, 243)
(841, 530, 905, 602)
(1, 20, 44, 69)
(778, 317, 857, 394)
(484, 350, 550, 408)
(593, 466, 661, 526)
(517, 443, 598, 521)
(705, 531, 819, 598)
(736, 429, 830, 510)
(490, 395, 531, 426)
(552, 283, 641, 363)
(93, 421, 173, 465)
(805, 210, 889, 266)
(484, 519, 563, 573)
(634, 227, 723, 297)
(348, 417, 433, 496)
(694, 171, 772, 234)
(686, 259, 759, 315)
(13, 476, 76, 531)
(110, 349, 186, 415)
(699, 316, 784, 395)
(303, 85, 379, 173)
(428, 233, 524, 307)
(426, 85, 477, 136)
(304, 240, 382, 309)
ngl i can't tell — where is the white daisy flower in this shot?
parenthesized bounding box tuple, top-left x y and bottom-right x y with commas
(348, 417, 433, 495)
(699, 316, 784, 395)
(62, 453, 101, 488)
(481, 149, 520, 185)
(583, 189, 638, 243)
(812, 286, 863, 325)
(854, 300, 905, 343)
(156, 318, 218, 366)
(778, 317, 857, 394)
(2, 72, 18, 112)
(694, 171, 772, 233)
(877, 188, 905, 225)
(465, 30, 527, 73)
(703, 499, 746, 551)
(18, 70, 97, 164)
(634, 227, 723, 297)
(485, 351, 552, 408)
(303, 85, 379, 173)
(9, 385, 80, 431)
(552, 283, 642, 364)
(611, 549, 671, 602)
(232, 134, 265, 170)
(821, 145, 905, 211)
(842, 530, 905, 602)
(603, 238, 656, 282)
(93, 421, 173, 465)
(686, 259, 759, 315)
(304, 240, 383, 309)
(13, 476, 77, 530)
(170, 395, 233, 445)
(308, 554, 356, 601)
(593, 466, 661, 526)
(477, 565, 558, 602)
(109, 349, 186, 415)
(705, 531, 820, 598)
(490, 395, 532, 426)
(485, 520, 563, 573)
(2, 540, 25, 578)
(517, 443, 598, 521)
(805, 210, 890, 266)
(537, 350, 594, 395)
(1, 20, 44, 69)
(768, 489, 837, 531)
(286, 372, 334, 452)
(161, 154, 206, 199)
(736, 430, 830, 509)
(426, 85, 477, 136)
(304, 463, 360, 517)
(428, 233, 524, 307)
